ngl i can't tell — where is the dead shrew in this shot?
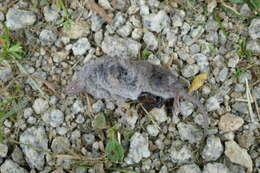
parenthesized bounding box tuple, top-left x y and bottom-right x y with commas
(65, 56, 209, 136)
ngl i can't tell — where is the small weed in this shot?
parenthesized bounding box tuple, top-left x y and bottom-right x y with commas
(105, 126, 124, 163)
(234, 67, 245, 77)
(55, 0, 74, 31)
(237, 37, 253, 59)
(0, 25, 24, 62)
(142, 49, 152, 60)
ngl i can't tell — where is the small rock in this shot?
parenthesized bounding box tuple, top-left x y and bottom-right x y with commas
(203, 163, 230, 173)
(225, 140, 253, 172)
(98, 0, 113, 10)
(33, 98, 49, 114)
(206, 96, 220, 111)
(111, 0, 128, 11)
(180, 101, 194, 118)
(121, 109, 138, 129)
(19, 126, 48, 170)
(6, 8, 36, 30)
(101, 35, 141, 59)
(56, 127, 68, 135)
(75, 114, 85, 124)
(43, 6, 59, 22)
(39, 29, 57, 46)
(0, 61, 13, 82)
(83, 134, 95, 145)
(234, 84, 245, 92)
(150, 107, 168, 123)
(71, 100, 86, 114)
(92, 100, 105, 113)
(227, 52, 239, 68)
(143, 31, 158, 50)
(237, 131, 255, 149)
(64, 22, 90, 39)
(202, 135, 223, 161)
(232, 103, 248, 114)
(181, 22, 191, 35)
(248, 18, 260, 39)
(117, 22, 132, 37)
(190, 44, 200, 54)
(11, 146, 26, 165)
(219, 113, 244, 132)
(125, 132, 150, 164)
(0, 11, 5, 21)
(170, 144, 192, 164)
(143, 10, 170, 33)
(177, 164, 202, 173)
(166, 30, 177, 47)
(240, 3, 251, 17)
(0, 143, 8, 158)
(181, 64, 200, 78)
(0, 160, 28, 173)
(177, 123, 203, 144)
(238, 72, 252, 83)
(190, 25, 204, 39)
(45, 109, 64, 128)
(246, 39, 260, 54)
(218, 67, 229, 82)
(72, 37, 91, 56)
(91, 14, 105, 32)
(132, 28, 143, 40)
(193, 53, 209, 72)
(146, 124, 160, 137)
(51, 137, 70, 154)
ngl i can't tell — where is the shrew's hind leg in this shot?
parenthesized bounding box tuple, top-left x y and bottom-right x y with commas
(172, 94, 180, 116)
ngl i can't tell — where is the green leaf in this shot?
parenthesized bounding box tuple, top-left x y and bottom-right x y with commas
(9, 44, 23, 53)
(94, 114, 107, 129)
(105, 138, 124, 163)
(142, 49, 152, 60)
(247, 0, 260, 9)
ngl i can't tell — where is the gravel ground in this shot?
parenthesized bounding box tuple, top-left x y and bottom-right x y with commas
(0, 0, 259, 173)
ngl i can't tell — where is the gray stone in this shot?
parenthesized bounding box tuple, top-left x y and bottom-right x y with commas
(94, 29, 103, 46)
(125, 132, 150, 164)
(72, 37, 91, 56)
(246, 39, 260, 54)
(131, 28, 143, 40)
(0, 143, 8, 158)
(206, 31, 218, 45)
(0, 61, 13, 82)
(91, 14, 105, 32)
(101, 35, 141, 59)
(150, 107, 168, 123)
(166, 30, 177, 47)
(190, 44, 200, 54)
(39, 29, 57, 46)
(177, 164, 202, 173)
(190, 25, 204, 38)
(227, 52, 239, 68)
(6, 8, 36, 30)
(248, 18, 260, 39)
(205, 18, 219, 31)
(180, 101, 194, 118)
(240, 4, 251, 17)
(172, 13, 184, 27)
(237, 131, 255, 149)
(147, 124, 159, 137)
(42, 109, 64, 127)
(183, 35, 194, 46)
(193, 53, 209, 72)
(234, 84, 245, 92)
(143, 10, 170, 33)
(121, 109, 138, 129)
(203, 163, 230, 173)
(177, 123, 203, 144)
(238, 72, 252, 83)
(11, 146, 26, 165)
(98, 0, 113, 10)
(71, 100, 86, 114)
(206, 96, 220, 111)
(43, 6, 59, 22)
(181, 22, 191, 35)
(92, 100, 105, 113)
(143, 31, 158, 50)
(51, 137, 70, 154)
(117, 22, 132, 37)
(202, 135, 223, 161)
(33, 98, 49, 114)
(225, 140, 253, 172)
(19, 126, 48, 170)
(232, 103, 248, 114)
(83, 134, 95, 145)
(218, 67, 229, 82)
(0, 11, 5, 21)
(219, 113, 244, 132)
(139, 0, 149, 16)
(181, 64, 200, 78)
(0, 160, 28, 173)
(170, 144, 192, 164)
(23, 108, 33, 119)
(112, 0, 128, 11)
(75, 114, 85, 124)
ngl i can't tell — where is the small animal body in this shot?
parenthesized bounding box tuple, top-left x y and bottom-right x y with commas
(65, 56, 209, 136)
